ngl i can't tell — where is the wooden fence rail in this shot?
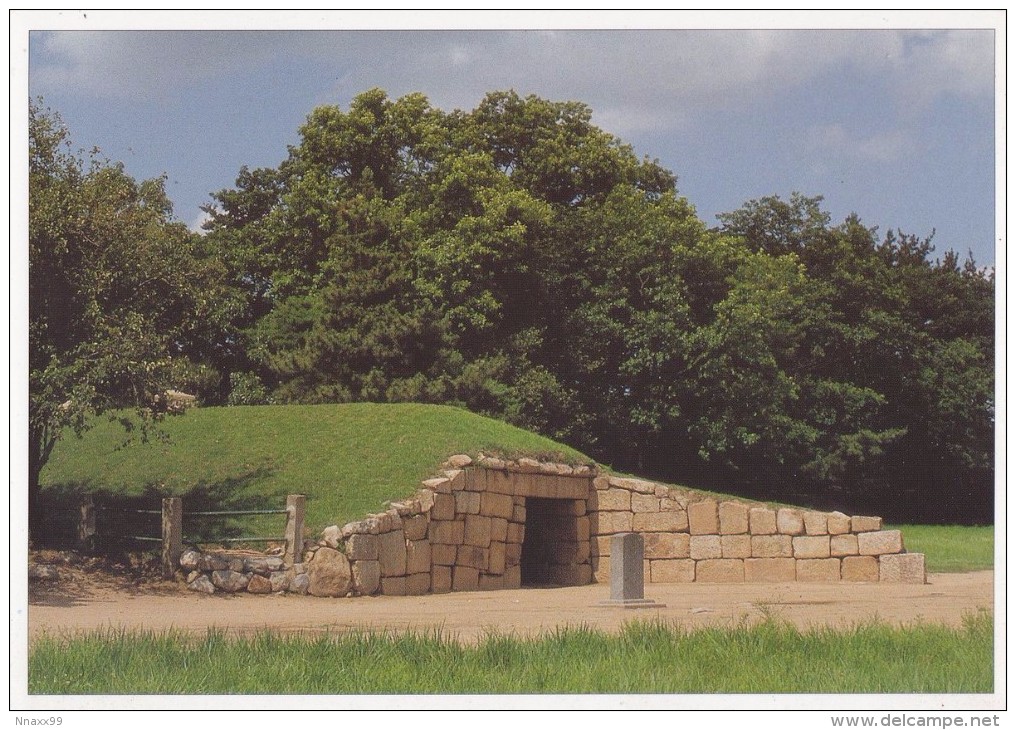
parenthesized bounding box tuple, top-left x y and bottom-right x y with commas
(76, 494, 306, 578)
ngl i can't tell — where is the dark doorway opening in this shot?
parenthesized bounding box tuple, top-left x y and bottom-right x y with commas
(521, 497, 582, 586)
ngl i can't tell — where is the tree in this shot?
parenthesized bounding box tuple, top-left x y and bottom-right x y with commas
(28, 101, 216, 535)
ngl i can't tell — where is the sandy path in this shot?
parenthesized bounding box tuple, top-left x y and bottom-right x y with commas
(27, 571, 994, 644)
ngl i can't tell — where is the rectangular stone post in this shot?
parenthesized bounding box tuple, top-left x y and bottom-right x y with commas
(78, 496, 96, 553)
(599, 532, 664, 608)
(285, 494, 306, 566)
(161, 497, 183, 579)
(611, 532, 644, 600)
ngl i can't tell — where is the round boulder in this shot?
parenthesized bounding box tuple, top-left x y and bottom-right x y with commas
(307, 547, 352, 597)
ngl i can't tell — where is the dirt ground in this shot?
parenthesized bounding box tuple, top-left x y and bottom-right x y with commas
(25, 552, 995, 645)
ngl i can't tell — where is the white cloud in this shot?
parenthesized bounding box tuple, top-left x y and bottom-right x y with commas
(28, 26, 994, 148)
(808, 123, 910, 163)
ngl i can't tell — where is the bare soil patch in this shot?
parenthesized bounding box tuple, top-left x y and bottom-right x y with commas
(25, 551, 994, 645)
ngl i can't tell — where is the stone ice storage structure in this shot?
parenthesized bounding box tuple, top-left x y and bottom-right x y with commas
(183, 455, 927, 596)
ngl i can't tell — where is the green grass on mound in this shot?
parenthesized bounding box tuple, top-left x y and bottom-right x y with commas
(29, 612, 993, 695)
(41, 403, 590, 534)
(888, 524, 994, 573)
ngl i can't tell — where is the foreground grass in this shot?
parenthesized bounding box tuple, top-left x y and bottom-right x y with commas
(30, 613, 992, 695)
(888, 524, 994, 573)
(41, 403, 589, 533)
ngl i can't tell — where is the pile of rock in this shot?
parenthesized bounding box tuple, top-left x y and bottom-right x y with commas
(181, 549, 310, 595)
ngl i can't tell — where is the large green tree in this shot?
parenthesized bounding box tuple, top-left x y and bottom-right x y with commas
(28, 101, 220, 534)
(203, 91, 994, 522)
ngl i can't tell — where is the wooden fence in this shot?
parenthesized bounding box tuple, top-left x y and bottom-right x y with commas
(75, 494, 306, 578)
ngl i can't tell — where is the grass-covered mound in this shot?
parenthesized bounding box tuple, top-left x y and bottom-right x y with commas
(40, 403, 591, 533)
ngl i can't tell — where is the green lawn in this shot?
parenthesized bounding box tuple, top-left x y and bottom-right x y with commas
(40, 403, 590, 534)
(889, 524, 995, 573)
(29, 612, 993, 695)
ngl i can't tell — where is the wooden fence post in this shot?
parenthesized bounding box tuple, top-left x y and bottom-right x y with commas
(78, 496, 96, 553)
(285, 494, 306, 566)
(162, 497, 183, 579)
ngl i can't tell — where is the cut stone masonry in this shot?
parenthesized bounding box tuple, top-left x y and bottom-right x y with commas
(180, 455, 927, 595)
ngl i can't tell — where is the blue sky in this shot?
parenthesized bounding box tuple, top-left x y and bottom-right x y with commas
(19, 11, 1000, 265)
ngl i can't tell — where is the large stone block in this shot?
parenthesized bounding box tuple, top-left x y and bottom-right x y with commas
(478, 573, 507, 591)
(505, 542, 523, 566)
(404, 515, 429, 542)
(751, 534, 793, 558)
(452, 565, 480, 591)
(721, 534, 752, 559)
(489, 517, 508, 543)
(504, 564, 522, 589)
(857, 530, 904, 556)
(749, 507, 778, 535)
(486, 470, 517, 496)
(557, 477, 593, 499)
(431, 493, 456, 521)
(405, 572, 431, 595)
(688, 499, 719, 535)
(596, 488, 632, 512)
(464, 514, 493, 547)
(631, 493, 661, 513)
(592, 558, 611, 583)
(576, 515, 590, 542)
(690, 534, 722, 560)
(351, 559, 381, 595)
(796, 558, 841, 582)
(851, 515, 883, 533)
(592, 511, 633, 535)
(416, 489, 436, 513)
(744, 558, 796, 583)
(696, 559, 744, 583)
(841, 556, 879, 582)
(307, 547, 352, 596)
(457, 544, 489, 571)
(512, 504, 526, 522)
(719, 502, 749, 534)
(643, 532, 690, 559)
(632, 511, 689, 533)
(592, 535, 613, 557)
(380, 576, 407, 596)
(776, 509, 804, 536)
(421, 477, 452, 494)
(431, 565, 452, 593)
(879, 553, 927, 584)
(660, 497, 686, 513)
(488, 541, 507, 575)
(793, 535, 831, 559)
(803, 512, 828, 536)
(506, 522, 524, 544)
(445, 454, 473, 469)
(431, 543, 457, 565)
(481, 492, 515, 520)
(830, 534, 859, 557)
(429, 519, 465, 545)
(571, 499, 587, 516)
(827, 511, 851, 535)
(345, 533, 379, 561)
(406, 539, 431, 574)
(247, 574, 273, 594)
(454, 490, 481, 515)
(378, 531, 408, 577)
(650, 559, 695, 583)
(621, 477, 661, 494)
(575, 540, 590, 564)
(593, 475, 611, 491)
